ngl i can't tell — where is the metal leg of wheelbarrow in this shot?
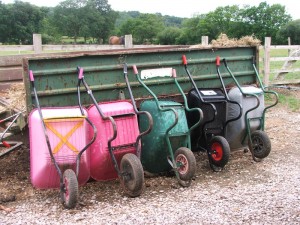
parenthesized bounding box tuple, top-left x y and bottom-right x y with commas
(0, 141, 23, 158)
(165, 136, 195, 187)
(0, 111, 25, 158)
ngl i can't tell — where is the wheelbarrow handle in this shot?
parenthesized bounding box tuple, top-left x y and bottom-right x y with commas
(78, 67, 84, 80)
(182, 55, 187, 65)
(216, 56, 220, 66)
(29, 70, 34, 82)
(172, 69, 177, 78)
(252, 55, 256, 65)
(223, 58, 228, 67)
(123, 63, 128, 74)
(133, 65, 138, 75)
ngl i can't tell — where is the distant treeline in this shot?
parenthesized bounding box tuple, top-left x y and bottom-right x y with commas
(0, 0, 299, 45)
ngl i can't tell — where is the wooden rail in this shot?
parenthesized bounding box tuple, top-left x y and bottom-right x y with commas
(260, 37, 300, 86)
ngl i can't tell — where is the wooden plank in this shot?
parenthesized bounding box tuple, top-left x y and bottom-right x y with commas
(0, 55, 30, 66)
(263, 37, 271, 86)
(271, 79, 300, 85)
(260, 45, 300, 50)
(0, 45, 33, 51)
(271, 68, 300, 73)
(270, 57, 300, 61)
(0, 68, 23, 81)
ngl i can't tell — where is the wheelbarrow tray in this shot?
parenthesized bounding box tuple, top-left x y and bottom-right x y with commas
(139, 100, 189, 174)
(88, 101, 140, 181)
(226, 86, 264, 150)
(29, 107, 90, 189)
(187, 88, 227, 133)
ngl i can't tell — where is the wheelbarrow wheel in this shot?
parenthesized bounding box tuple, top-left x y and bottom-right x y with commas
(249, 130, 271, 159)
(208, 136, 230, 169)
(174, 147, 196, 181)
(120, 153, 144, 197)
(62, 169, 78, 209)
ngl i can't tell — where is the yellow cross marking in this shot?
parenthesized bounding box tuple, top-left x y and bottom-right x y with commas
(44, 119, 84, 154)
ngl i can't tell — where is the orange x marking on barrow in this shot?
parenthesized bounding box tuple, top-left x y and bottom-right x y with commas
(43, 117, 85, 154)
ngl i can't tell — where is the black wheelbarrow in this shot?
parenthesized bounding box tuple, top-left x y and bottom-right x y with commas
(182, 55, 242, 171)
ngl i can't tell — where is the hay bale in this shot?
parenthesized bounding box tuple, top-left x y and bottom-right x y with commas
(4, 83, 26, 111)
(211, 33, 261, 47)
(190, 33, 261, 48)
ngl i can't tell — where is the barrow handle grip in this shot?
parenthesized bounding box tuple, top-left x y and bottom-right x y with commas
(29, 70, 34, 82)
(216, 56, 220, 66)
(78, 67, 84, 79)
(133, 65, 138, 75)
(182, 55, 187, 65)
(123, 63, 127, 74)
(172, 69, 177, 78)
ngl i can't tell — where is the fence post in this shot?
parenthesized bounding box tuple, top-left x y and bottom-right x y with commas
(33, 34, 42, 54)
(201, 36, 209, 46)
(124, 35, 133, 48)
(288, 37, 291, 56)
(263, 37, 271, 86)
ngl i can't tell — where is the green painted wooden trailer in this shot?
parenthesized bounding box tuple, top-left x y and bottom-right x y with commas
(23, 46, 258, 114)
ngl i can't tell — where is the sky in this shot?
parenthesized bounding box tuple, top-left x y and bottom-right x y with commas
(1, 0, 299, 20)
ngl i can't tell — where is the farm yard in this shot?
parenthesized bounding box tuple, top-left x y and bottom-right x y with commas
(1, 0, 300, 223)
(0, 99, 299, 224)
(0, 41, 299, 224)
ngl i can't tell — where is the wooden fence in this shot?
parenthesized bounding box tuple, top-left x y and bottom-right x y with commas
(0, 35, 299, 91)
(261, 37, 300, 86)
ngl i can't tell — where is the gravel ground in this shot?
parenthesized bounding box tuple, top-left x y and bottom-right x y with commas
(0, 105, 300, 225)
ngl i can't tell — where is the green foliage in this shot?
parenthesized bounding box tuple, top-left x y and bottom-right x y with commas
(277, 19, 300, 44)
(0, 0, 296, 46)
(51, 0, 116, 43)
(0, 1, 45, 44)
(156, 27, 183, 44)
(240, 2, 292, 44)
(119, 13, 164, 44)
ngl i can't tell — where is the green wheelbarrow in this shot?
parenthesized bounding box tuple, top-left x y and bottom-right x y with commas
(132, 66, 202, 187)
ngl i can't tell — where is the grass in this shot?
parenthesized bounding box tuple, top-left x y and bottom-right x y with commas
(278, 93, 300, 112)
(258, 48, 300, 111)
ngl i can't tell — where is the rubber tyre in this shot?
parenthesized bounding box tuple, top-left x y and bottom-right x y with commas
(208, 136, 230, 168)
(249, 130, 271, 159)
(174, 147, 196, 181)
(63, 169, 78, 209)
(120, 153, 144, 197)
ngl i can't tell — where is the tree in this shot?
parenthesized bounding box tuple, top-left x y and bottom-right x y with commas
(177, 16, 205, 44)
(199, 5, 241, 40)
(119, 13, 164, 44)
(86, 0, 117, 43)
(157, 27, 183, 45)
(240, 2, 292, 44)
(277, 19, 300, 44)
(0, 1, 44, 44)
(0, 2, 9, 43)
(52, 0, 116, 43)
